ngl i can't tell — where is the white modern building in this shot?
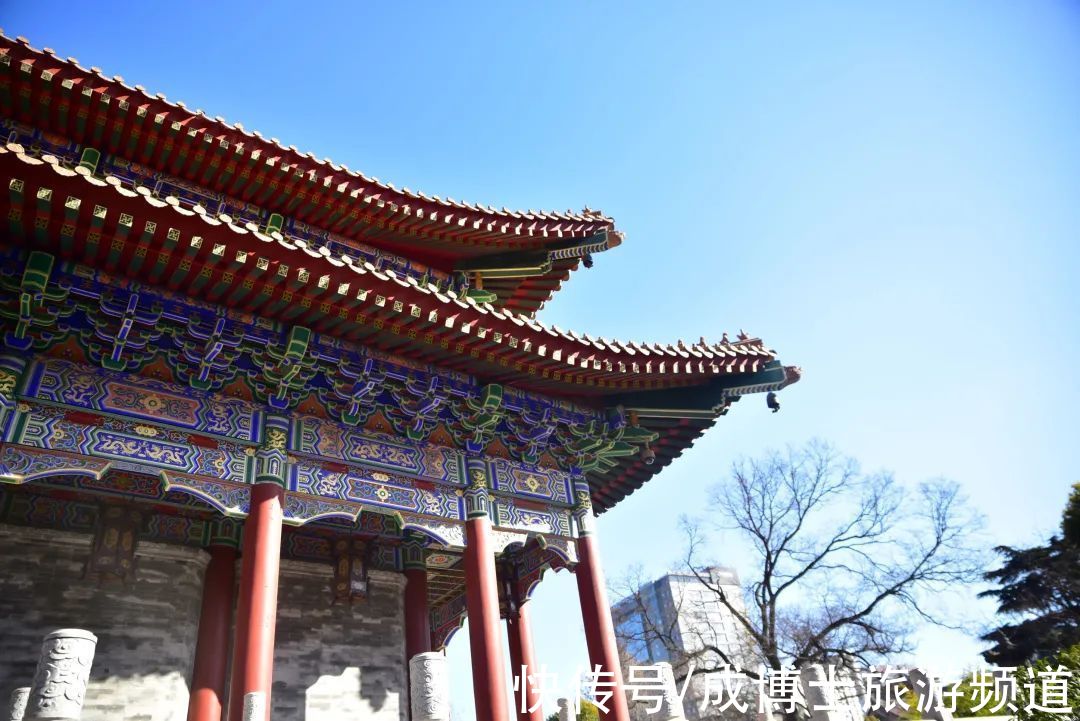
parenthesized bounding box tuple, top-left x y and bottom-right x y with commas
(613, 567, 756, 720)
(614, 566, 752, 667)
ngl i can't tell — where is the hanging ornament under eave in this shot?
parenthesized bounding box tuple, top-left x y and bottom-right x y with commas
(84, 505, 144, 585)
(332, 538, 371, 604)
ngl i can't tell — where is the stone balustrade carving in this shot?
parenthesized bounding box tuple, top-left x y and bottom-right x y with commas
(25, 629, 97, 721)
(7, 687, 29, 721)
(653, 662, 687, 721)
(409, 652, 450, 721)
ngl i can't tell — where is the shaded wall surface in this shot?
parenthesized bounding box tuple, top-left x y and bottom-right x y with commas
(0, 523, 409, 721)
(271, 562, 407, 721)
(0, 524, 206, 721)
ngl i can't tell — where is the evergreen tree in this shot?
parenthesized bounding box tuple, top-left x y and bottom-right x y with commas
(980, 484, 1080, 664)
(1014, 644, 1080, 721)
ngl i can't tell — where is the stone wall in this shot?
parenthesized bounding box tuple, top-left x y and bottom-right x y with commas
(0, 523, 207, 721)
(0, 523, 408, 721)
(271, 561, 407, 721)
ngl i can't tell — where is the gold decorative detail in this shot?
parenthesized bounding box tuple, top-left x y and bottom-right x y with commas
(420, 491, 441, 514)
(371, 471, 390, 482)
(575, 490, 592, 510)
(469, 468, 487, 489)
(0, 369, 18, 397)
(265, 427, 287, 451)
(16, 402, 31, 413)
(244, 447, 257, 457)
(523, 474, 542, 493)
(374, 485, 390, 501)
(132, 424, 159, 437)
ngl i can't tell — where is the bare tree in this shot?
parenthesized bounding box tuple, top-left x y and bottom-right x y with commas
(615, 440, 985, 689)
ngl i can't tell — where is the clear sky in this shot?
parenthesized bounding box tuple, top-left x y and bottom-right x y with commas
(5, 1, 1078, 717)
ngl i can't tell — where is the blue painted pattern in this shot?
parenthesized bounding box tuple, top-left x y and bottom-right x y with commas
(19, 403, 249, 483)
(296, 415, 465, 484)
(31, 359, 261, 442)
(293, 460, 461, 520)
(488, 457, 572, 504)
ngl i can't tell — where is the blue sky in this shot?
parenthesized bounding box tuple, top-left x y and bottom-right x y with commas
(5, 1, 1078, 717)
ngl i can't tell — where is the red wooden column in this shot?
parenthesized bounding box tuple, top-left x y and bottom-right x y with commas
(403, 534, 431, 660)
(227, 481, 284, 721)
(573, 481, 630, 721)
(227, 417, 289, 721)
(403, 534, 431, 719)
(506, 601, 544, 721)
(187, 520, 241, 721)
(463, 456, 510, 721)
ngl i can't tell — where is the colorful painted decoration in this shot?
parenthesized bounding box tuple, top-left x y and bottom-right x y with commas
(331, 537, 370, 604)
(0, 30, 800, 650)
(84, 504, 143, 584)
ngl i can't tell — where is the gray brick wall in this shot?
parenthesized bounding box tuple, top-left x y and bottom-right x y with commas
(270, 562, 407, 721)
(0, 523, 207, 721)
(0, 523, 409, 721)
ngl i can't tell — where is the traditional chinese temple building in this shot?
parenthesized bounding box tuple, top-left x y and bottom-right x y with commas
(0, 31, 799, 721)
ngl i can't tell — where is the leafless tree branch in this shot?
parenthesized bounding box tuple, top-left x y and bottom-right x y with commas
(613, 440, 986, 683)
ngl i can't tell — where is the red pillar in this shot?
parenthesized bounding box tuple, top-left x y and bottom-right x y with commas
(404, 543, 431, 720)
(227, 528, 253, 721)
(506, 602, 544, 721)
(462, 454, 511, 721)
(464, 515, 510, 721)
(575, 520, 630, 721)
(404, 567, 431, 659)
(188, 543, 238, 721)
(227, 482, 284, 721)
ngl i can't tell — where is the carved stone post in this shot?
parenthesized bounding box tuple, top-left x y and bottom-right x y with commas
(652, 662, 686, 721)
(409, 652, 450, 721)
(8, 687, 29, 721)
(556, 698, 573, 721)
(241, 693, 265, 721)
(906, 668, 954, 721)
(25, 629, 97, 720)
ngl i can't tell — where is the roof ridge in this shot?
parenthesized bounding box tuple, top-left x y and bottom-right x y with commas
(2, 141, 791, 387)
(0, 30, 621, 230)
